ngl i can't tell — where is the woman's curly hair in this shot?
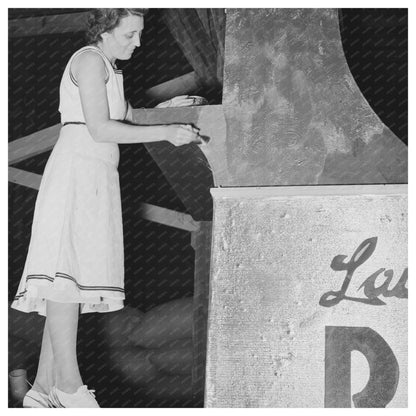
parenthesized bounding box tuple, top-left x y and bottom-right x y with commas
(86, 8, 148, 45)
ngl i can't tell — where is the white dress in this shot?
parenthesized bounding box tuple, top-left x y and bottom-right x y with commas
(12, 46, 128, 316)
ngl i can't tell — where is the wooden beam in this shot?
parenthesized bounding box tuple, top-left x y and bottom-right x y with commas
(138, 202, 200, 232)
(191, 221, 212, 402)
(145, 71, 199, 102)
(9, 124, 60, 165)
(9, 12, 89, 37)
(8, 167, 42, 190)
(210, 184, 409, 199)
(8, 166, 199, 232)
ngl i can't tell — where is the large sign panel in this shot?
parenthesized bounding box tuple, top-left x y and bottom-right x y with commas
(206, 185, 407, 407)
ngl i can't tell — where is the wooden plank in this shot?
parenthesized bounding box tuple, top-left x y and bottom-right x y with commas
(211, 184, 408, 199)
(9, 12, 89, 37)
(8, 124, 60, 165)
(145, 71, 199, 102)
(191, 221, 212, 404)
(138, 203, 200, 232)
(8, 167, 42, 190)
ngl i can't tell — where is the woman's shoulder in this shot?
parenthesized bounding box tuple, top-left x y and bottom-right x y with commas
(70, 47, 108, 83)
(71, 46, 105, 65)
(72, 47, 107, 71)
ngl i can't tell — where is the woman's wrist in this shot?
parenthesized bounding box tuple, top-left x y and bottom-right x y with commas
(156, 125, 170, 142)
(140, 124, 170, 143)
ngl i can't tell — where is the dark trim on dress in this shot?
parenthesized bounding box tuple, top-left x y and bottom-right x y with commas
(13, 271, 124, 300)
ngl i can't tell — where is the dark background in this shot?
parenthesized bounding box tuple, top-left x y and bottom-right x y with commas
(8, 8, 407, 407)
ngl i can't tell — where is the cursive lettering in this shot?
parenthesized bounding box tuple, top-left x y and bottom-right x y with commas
(319, 237, 408, 307)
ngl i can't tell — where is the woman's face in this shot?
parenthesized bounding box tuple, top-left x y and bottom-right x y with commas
(103, 14, 144, 61)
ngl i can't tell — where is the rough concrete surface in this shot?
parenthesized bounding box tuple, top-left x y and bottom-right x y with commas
(206, 185, 407, 407)
(221, 9, 407, 186)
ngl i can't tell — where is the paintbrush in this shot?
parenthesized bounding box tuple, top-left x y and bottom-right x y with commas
(198, 134, 211, 145)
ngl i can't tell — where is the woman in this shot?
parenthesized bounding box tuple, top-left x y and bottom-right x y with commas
(11, 8, 201, 408)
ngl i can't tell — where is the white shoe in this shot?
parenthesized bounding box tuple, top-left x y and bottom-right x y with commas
(48, 385, 100, 408)
(22, 388, 50, 408)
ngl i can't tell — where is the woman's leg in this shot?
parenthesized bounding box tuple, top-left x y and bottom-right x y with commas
(46, 300, 83, 393)
(32, 323, 55, 394)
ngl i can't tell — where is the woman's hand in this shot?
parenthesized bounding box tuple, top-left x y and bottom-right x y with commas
(165, 124, 202, 146)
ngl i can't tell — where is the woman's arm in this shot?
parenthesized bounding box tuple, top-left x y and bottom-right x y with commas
(72, 51, 200, 146)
